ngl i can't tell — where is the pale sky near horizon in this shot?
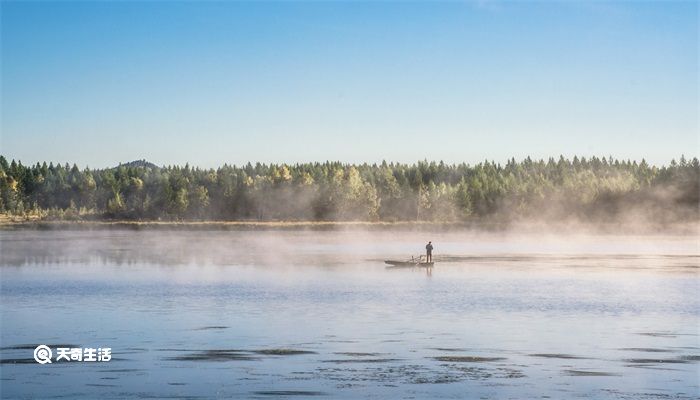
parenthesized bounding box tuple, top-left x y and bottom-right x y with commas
(1, 1, 698, 168)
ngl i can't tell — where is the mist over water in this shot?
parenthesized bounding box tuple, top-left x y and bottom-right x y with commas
(1, 229, 698, 399)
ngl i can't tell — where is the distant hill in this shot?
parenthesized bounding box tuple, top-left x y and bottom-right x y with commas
(117, 159, 160, 169)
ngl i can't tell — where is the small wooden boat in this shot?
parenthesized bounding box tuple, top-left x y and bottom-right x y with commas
(385, 258, 434, 267)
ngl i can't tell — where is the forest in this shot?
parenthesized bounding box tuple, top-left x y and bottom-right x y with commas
(0, 155, 698, 224)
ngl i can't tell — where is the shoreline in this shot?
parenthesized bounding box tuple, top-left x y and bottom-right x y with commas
(0, 219, 485, 230)
(0, 218, 697, 235)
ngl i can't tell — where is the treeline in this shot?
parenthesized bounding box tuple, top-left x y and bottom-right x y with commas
(0, 156, 698, 223)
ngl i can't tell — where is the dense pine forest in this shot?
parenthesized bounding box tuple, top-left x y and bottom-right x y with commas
(0, 155, 698, 224)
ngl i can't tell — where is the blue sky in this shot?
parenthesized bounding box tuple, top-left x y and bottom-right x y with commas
(1, 1, 697, 168)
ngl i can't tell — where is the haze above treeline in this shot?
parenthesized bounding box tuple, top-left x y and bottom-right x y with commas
(0, 156, 697, 225)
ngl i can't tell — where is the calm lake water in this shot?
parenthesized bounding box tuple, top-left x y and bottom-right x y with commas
(1, 229, 698, 399)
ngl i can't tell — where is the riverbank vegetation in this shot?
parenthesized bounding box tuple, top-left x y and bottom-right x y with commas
(0, 156, 697, 224)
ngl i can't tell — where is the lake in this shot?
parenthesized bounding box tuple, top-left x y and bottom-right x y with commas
(1, 229, 698, 399)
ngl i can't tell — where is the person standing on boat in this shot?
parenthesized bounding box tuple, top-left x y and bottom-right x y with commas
(425, 241, 433, 263)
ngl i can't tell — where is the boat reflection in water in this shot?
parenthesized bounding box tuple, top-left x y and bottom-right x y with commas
(385, 256, 434, 276)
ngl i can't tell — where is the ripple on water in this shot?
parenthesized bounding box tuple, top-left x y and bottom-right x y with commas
(635, 332, 679, 338)
(529, 353, 589, 359)
(429, 348, 468, 352)
(251, 349, 317, 355)
(163, 348, 316, 361)
(252, 391, 326, 396)
(165, 350, 258, 362)
(618, 348, 677, 353)
(322, 358, 402, 364)
(623, 358, 689, 364)
(564, 370, 621, 377)
(192, 326, 229, 331)
(433, 356, 506, 362)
